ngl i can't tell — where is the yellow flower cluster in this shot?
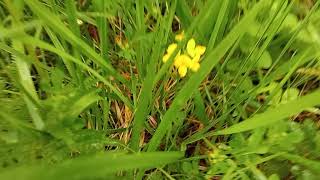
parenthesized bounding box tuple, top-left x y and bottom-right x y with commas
(162, 31, 206, 77)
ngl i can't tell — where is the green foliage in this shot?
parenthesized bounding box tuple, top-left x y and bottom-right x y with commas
(0, 0, 320, 179)
(205, 120, 320, 179)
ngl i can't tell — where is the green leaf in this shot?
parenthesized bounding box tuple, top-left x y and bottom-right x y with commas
(176, 0, 193, 28)
(280, 13, 298, 31)
(193, 90, 209, 125)
(247, 21, 262, 37)
(0, 151, 183, 180)
(92, 0, 110, 61)
(281, 88, 299, 103)
(4, 1, 44, 130)
(226, 58, 242, 72)
(281, 153, 320, 174)
(239, 34, 258, 53)
(258, 51, 272, 69)
(214, 90, 320, 135)
(65, 91, 102, 120)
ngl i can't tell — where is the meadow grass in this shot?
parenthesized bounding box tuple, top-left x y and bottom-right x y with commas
(0, 0, 320, 179)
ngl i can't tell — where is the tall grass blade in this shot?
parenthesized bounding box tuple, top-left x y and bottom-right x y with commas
(213, 90, 320, 135)
(0, 151, 183, 180)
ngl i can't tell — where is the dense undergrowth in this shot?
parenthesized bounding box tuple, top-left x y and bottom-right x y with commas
(0, 0, 320, 179)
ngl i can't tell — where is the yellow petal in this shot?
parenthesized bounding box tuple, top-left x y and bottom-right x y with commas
(192, 54, 201, 63)
(178, 54, 191, 67)
(190, 62, 200, 72)
(174, 55, 183, 67)
(195, 45, 206, 56)
(187, 38, 196, 57)
(178, 66, 188, 77)
(175, 31, 184, 41)
(162, 54, 170, 63)
(167, 43, 178, 54)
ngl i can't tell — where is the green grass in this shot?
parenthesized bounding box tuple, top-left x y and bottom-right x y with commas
(1, 0, 320, 179)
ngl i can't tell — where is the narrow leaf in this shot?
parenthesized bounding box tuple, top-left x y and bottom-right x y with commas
(214, 90, 320, 135)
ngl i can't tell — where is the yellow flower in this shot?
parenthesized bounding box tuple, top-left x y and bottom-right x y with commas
(162, 36, 206, 78)
(175, 31, 185, 41)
